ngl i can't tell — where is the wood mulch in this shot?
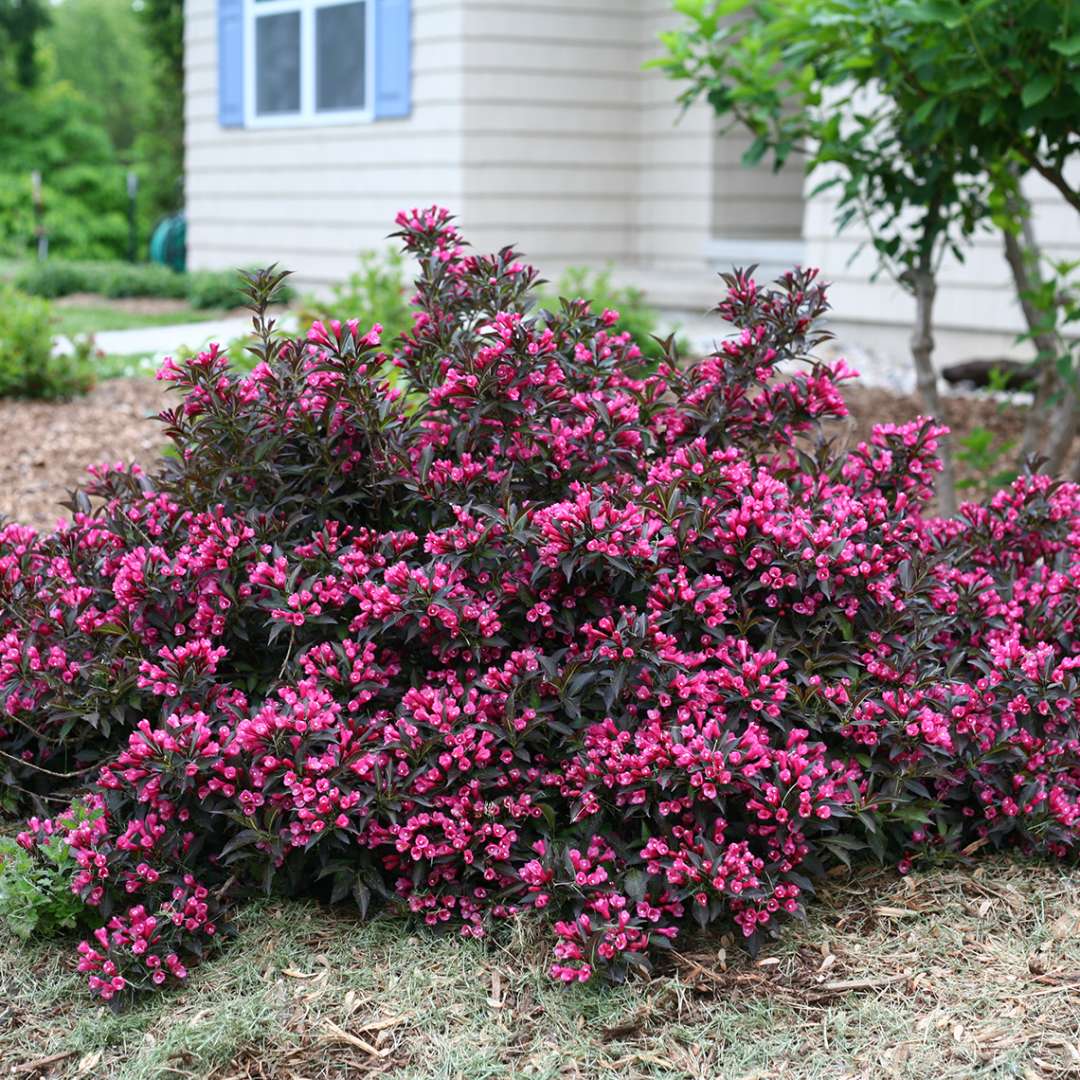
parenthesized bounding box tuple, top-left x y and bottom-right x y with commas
(0, 379, 1075, 533)
(0, 378, 167, 531)
(839, 385, 1031, 448)
(52, 294, 194, 316)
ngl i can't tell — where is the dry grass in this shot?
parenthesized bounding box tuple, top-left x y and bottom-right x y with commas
(2, 858, 1079, 1079)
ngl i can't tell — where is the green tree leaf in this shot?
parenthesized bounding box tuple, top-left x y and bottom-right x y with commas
(1050, 33, 1080, 57)
(1021, 72, 1055, 108)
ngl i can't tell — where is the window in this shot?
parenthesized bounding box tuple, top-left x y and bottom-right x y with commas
(245, 0, 373, 126)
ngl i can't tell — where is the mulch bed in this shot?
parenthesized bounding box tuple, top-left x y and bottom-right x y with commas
(0, 378, 166, 531)
(0, 379, 1076, 533)
(839, 385, 1029, 449)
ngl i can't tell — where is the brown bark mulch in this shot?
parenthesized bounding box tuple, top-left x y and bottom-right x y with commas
(0, 379, 1076, 533)
(0, 378, 166, 531)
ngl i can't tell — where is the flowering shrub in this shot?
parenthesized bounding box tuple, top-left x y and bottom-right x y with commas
(297, 247, 413, 352)
(3, 208, 1080, 1000)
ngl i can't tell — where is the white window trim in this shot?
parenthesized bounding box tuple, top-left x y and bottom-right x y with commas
(244, 0, 375, 128)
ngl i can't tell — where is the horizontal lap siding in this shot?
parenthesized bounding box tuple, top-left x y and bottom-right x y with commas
(187, 0, 1077, 338)
(636, 3, 806, 309)
(803, 142, 1080, 339)
(635, 4, 722, 308)
(184, 0, 468, 286)
(184, 0, 733, 308)
(457, 1, 644, 276)
(712, 127, 805, 240)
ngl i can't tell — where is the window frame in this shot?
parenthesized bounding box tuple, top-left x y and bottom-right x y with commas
(243, 0, 375, 128)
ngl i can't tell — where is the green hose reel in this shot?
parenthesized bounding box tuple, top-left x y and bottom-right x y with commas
(149, 213, 187, 273)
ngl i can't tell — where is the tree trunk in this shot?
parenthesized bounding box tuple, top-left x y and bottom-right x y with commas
(998, 172, 1079, 477)
(1044, 383, 1079, 475)
(1001, 218, 1060, 463)
(909, 266, 956, 516)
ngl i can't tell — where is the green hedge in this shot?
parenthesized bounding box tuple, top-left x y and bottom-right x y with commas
(12, 260, 295, 310)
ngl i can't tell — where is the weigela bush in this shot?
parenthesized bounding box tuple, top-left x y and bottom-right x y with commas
(3, 208, 1080, 1000)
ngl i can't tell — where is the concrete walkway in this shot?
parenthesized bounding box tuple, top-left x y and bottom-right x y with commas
(57, 308, 921, 396)
(54, 313, 299, 359)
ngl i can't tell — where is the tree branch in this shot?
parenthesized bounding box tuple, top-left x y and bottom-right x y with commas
(1015, 143, 1080, 216)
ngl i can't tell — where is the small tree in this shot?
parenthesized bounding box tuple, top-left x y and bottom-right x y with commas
(654, 0, 1080, 500)
(0, 0, 50, 91)
(822, 0, 1080, 477)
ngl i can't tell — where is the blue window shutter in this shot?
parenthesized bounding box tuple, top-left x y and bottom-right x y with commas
(374, 0, 411, 119)
(218, 0, 245, 127)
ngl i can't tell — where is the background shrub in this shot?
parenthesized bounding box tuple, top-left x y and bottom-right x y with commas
(297, 248, 413, 346)
(1, 0, 185, 259)
(9, 258, 91, 299)
(13, 260, 182, 299)
(539, 265, 685, 364)
(0, 283, 92, 397)
(0, 799, 105, 940)
(11, 260, 294, 309)
(0, 79, 132, 262)
(2, 209, 1079, 1003)
(96, 262, 188, 300)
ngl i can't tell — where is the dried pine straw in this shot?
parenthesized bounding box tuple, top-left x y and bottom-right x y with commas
(1, 857, 1078, 1079)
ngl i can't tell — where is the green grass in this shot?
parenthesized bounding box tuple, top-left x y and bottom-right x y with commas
(52, 304, 231, 337)
(2, 858, 1079, 1079)
(91, 351, 158, 380)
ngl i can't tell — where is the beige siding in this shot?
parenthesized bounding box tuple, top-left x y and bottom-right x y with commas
(183, 0, 470, 286)
(185, 0, 1080, 370)
(712, 127, 804, 240)
(185, 0, 744, 305)
(803, 152, 1080, 345)
(634, 3, 808, 310)
(633, 2, 713, 306)
(456, 0, 642, 273)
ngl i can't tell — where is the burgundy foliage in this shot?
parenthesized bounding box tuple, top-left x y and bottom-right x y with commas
(4, 208, 1080, 999)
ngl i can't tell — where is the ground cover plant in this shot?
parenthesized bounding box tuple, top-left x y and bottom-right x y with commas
(1, 207, 1080, 1007)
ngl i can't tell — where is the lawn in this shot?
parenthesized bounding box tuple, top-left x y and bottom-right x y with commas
(51, 303, 232, 337)
(3, 858, 1078, 1079)
(92, 351, 159, 380)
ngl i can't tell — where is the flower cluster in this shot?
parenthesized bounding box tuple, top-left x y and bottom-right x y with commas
(3, 209, 1080, 1000)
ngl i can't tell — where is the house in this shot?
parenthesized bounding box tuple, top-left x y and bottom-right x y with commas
(184, 0, 1079, 370)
